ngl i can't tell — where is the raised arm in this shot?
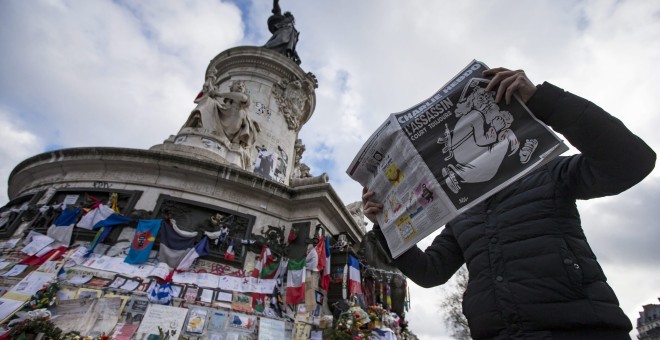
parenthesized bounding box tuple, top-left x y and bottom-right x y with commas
(484, 67, 656, 198)
(272, 0, 281, 15)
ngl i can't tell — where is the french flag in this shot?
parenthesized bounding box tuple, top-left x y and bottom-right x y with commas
(321, 237, 331, 292)
(176, 236, 209, 271)
(348, 255, 363, 296)
(224, 240, 236, 261)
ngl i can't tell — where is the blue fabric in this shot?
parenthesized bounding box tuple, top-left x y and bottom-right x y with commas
(158, 219, 196, 250)
(94, 212, 132, 228)
(148, 281, 173, 305)
(125, 219, 162, 264)
(54, 208, 80, 226)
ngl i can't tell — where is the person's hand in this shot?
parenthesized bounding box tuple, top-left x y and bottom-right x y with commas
(483, 68, 537, 105)
(362, 187, 384, 224)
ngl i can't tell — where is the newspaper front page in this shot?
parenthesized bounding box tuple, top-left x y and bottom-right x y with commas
(347, 60, 568, 258)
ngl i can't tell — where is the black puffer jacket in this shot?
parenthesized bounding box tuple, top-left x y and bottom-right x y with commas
(387, 82, 656, 339)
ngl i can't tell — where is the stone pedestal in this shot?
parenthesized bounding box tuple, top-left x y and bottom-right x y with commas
(151, 46, 317, 186)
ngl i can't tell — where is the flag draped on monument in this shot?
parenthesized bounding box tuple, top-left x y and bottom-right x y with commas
(125, 219, 161, 264)
(285, 258, 306, 304)
(349, 255, 363, 296)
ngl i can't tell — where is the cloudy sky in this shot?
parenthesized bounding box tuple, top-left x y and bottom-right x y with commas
(1, 0, 659, 338)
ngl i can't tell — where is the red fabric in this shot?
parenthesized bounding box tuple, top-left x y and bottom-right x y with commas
(315, 235, 326, 272)
(19, 246, 68, 266)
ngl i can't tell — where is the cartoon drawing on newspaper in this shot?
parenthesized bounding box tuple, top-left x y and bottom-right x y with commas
(436, 78, 539, 194)
(346, 60, 569, 258)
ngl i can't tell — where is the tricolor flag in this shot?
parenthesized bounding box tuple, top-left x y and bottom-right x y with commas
(124, 219, 161, 264)
(320, 237, 331, 292)
(348, 255, 363, 296)
(176, 236, 209, 271)
(315, 234, 327, 272)
(46, 208, 81, 246)
(285, 258, 306, 304)
(224, 240, 236, 261)
(76, 204, 132, 230)
(252, 246, 279, 280)
(157, 219, 198, 268)
(250, 246, 279, 311)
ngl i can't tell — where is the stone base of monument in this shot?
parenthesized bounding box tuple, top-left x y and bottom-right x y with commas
(151, 133, 247, 170)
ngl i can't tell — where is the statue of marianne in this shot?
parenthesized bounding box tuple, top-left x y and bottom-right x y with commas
(263, 0, 301, 65)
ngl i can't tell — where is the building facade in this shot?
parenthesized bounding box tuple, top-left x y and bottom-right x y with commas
(638, 299, 660, 340)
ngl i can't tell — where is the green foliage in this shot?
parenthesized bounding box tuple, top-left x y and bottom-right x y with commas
(8, 317, 81, 340)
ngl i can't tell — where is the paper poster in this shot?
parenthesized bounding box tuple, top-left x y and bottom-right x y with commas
(110, 323, 139, 340)
(56, 286, 79, 301)
(0, 297, 25, 323)
(21, 233, 54, 256)
(87, 297, 123, 337)
(66, 274, 93, 285)
(185, 307, 208, 334)
(62, 194, 80, 209)
(1, 238, 21, 249)
(183, 285, 199, 304)
(9, 271, 55, 296)
(216, 290, 233, 302)
(0, 261, 12, 271)
(213, 290, 233, 309)
(103, 293, 129, 316)
(108, 275, 128, 289)
(85, 276, 112, 288)
(207, 309, 228, 332)
(119, 296, 149, 324)
(258, 317, 286, 340)
(66, 246, 91, 266)
(118, 277, 141, 291)
(50, 298, 98, 335)
(1, 264, 27, 277)
(37, 260, 62, 274)
(231, 292, 253, 313)
(76, 288, 103, 299)
(135, 279, 152, 293)
(199, 287, 215, 304)
(168, 283, 182, 298)
(147, 262, 170, 280)
(226, 312, 257, 332)
(135, 304, 189, 338)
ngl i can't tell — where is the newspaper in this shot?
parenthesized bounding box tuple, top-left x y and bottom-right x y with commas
(347, 60, 568, 258)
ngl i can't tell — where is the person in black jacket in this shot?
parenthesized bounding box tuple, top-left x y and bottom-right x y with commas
(362, 67, 656, 340)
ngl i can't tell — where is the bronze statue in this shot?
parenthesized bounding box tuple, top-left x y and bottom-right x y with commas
(358, 230, 407, 316)
(264, 0, 301, 65)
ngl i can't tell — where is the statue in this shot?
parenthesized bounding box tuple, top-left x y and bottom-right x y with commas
(182, 80, 260, 169)
(346, 201, 367, 233)
(291, 139, 311, 179)
(358, 230, 407, 316)
(264, 0, 301, 65)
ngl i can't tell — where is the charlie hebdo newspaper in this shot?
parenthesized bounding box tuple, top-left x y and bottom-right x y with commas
(346, 60, 569, 259)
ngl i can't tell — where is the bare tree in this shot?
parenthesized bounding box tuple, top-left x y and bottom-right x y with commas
(439, 265, 471, 340)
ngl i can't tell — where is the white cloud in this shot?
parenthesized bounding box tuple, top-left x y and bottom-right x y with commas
(0, 107, 44, 204)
